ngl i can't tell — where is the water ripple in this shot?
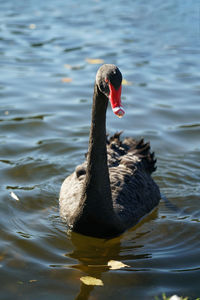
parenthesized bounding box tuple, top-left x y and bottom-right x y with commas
(0, 0, 200, 299)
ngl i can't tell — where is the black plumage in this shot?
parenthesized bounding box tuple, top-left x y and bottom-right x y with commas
(59, 64, 160, 238)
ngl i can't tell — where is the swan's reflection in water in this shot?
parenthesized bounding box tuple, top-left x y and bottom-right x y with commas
(65, 208, 158, 300)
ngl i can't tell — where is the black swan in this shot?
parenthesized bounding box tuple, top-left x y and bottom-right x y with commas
(59, 64, 160, 238)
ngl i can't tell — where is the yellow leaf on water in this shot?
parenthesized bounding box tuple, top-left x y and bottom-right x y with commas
(86, 58, 104, 64)
(80, 276, 104, 286)
(0, 254, 5, 262)
(61, 77, 72, 83)
(29, 279, 37, 283)
(64, 64, 73, 69)
(29, 24, 36, 30)
(107, 260, 130, 270)
(122, 79, 132, 86)
(10, 191, 20, 201)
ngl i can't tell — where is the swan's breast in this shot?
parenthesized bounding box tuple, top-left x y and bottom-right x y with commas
(59, 172, 84, 222)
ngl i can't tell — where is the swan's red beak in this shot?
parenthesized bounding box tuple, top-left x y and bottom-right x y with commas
(108, 83, 125, 118)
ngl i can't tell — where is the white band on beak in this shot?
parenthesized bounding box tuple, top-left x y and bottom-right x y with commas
(112, 106, 125, 118)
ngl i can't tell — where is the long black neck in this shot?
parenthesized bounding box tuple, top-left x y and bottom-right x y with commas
(73, 84, 123, 237)
(82, 84, 112, 209)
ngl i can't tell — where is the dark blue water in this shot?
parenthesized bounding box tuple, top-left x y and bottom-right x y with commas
(0, 0, 200, 299)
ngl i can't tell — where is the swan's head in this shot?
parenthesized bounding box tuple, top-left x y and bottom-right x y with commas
(96, 64, 125, 118)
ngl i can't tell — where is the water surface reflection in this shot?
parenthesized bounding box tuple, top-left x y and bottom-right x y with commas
(0, 0, 200, 299)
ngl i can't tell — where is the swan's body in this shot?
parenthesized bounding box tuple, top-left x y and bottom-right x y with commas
(59, 64, 160, 238)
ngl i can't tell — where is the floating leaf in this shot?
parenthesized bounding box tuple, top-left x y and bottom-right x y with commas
(10, 191, 20, 201)
(80, 276, 104, 286)
(29, 279, 37, 283)
(107, 260, 130, 270)
(64, 64, 73, 69)
(122, 79, 132, 86)
(0, 254, 5, 262)
(29, 24, 36, 29)
(86, 58, 104, 65)
(61, 77, 72, 83)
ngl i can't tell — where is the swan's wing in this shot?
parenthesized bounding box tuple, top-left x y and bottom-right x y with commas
(107, 132, 157, 173)
(109, 164, 160, 226)
(107, 133, 160, 227)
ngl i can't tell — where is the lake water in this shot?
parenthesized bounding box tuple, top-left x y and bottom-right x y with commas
(0, 0, 200, 299)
